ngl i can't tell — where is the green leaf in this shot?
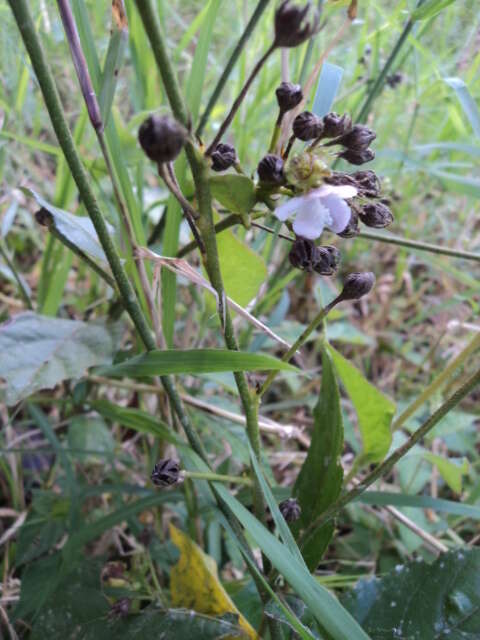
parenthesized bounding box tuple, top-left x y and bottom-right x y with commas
(424, 453, 469, 493)
(444, 77, 480, 139)
(210, 175, 257, 215)
(212, 481, 371, 640)
(67, 415, 115, 462)
(13, 553, 62, 621)
(327, 344, 394, 463)
(342, 548, 480, 638)
(411, 0, 456, 21)
(216, 229, 267, 307)
(23, 188, 113, 264)
(0, 313, 117, 405)
(357, 491, 480, 520)
(99, 6, 128, 127)
(97, 349, 296, 378)
(293, 348, 344, 570)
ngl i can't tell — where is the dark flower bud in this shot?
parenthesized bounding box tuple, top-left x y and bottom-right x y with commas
(279, 498, 301, 522)
(338, 148, 375, 165)
(326, 124, 376, 151)
(289, 237, 317, 271)
(274, 1, 320, 49)
(276, 81, 303, 113)
(313, 245, 341, 276)
(337, 210, 359, 238)
(386, 72, 403, 88)
(351, 170, 380, 197)
(322, 112, 352, 138)
(151, 459, 180, 487)
(358, 202, 393, 228)
(293, 111, 324, 141)
(257, 154, 285, 185)
(138, 114, 187, 164)
(35, 208, 53, 227)
(210, 142, 237, 172)
(339, 272, 375, 301)
(324, 172, 358, 188)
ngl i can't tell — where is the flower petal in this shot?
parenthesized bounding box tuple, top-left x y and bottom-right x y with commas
(314, 184, 357, 199)
(274, 195, 306, 222)
(321, 193, 351, 233)
(292, 198, 331, 240)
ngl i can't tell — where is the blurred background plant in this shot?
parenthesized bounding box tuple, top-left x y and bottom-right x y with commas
(0, 1, 479, 638)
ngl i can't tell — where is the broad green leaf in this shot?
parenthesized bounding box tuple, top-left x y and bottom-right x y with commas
(0, 313, 117, 405)
(169, 524, 257, 639)
(24, 188, 113, 264)
(67, 415, 115, 462)
(424, 453, 469, 493)
(327, 344, 394, 463)
(13, 553, 63, 621)
(342, 548, 480, 639)
(216, 229, 267, 307)
(444, 77, 480, 139)
(210, 175, 256, 215)
(293, 348, 344, 570)
(412, 0, 456, 21)
(97, 349, 295, 378)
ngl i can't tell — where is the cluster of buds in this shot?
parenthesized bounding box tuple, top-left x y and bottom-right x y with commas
(289, 238, 340, 276)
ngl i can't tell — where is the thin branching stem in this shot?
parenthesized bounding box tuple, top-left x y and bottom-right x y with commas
(299, 367, 480, 548)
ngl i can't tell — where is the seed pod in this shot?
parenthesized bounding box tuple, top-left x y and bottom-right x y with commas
(322, 112, 352, 138)
(289, 237, 317, 271)
(210, 142, 237, 172)
(279, 498, 301, 522)
(292, 111, 324, 141)
(35, 207, 53, 227)
(358, 202, 393, 228)
(340, 272, 375, 301)
(338, 148, 375, 165)
(324, 172, 358, 188)
(337, 209, 360, 238)
(274, 1, 319, 49)
(326, 124, 376, 151)
(313, 245, 341, 276)
(351, 170, 380, 197)
(151, 459, 180, 487)
(138, 114, 187, 164)
(276, 81, 303, 113)
(257, 154, 285, 185)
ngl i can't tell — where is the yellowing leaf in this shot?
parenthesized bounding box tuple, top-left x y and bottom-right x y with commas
(169, 524, 257, 639)
(424, 453, 469, 493)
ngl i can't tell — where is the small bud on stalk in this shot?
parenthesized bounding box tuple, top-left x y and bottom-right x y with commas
(258, 154, 285, 185)
(338, 148, 375, 165)
(274, 1, 320, 49)
(210, 142, 237, 172)
(138, 114, 187, 164)
(276, 81, 303, 114)
(151, 459, 180, 487)
(326, 124, 376, 151)
(337, 210, 360, 238)
(339, 272, 376, 301)
(322, 112, 352, 138)
(359, 202, 394, 228)
(314, 245, 341, 276)
(293, 111, 324, 141)
(279, 498, 302, 522)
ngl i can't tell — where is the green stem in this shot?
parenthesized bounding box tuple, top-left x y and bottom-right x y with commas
(184, 471, 252, 486)
(392, 331, 480, 432)
(269, 120, 282, 154)
(196, 0, 272, 137)
(358, 230, 480, 263)
(205, 43, 276, 156)
(258, 299, 337, 398)
(300, 367, 480, 548)
(8, 0, 207, 467)
(0, 241, 33, 310)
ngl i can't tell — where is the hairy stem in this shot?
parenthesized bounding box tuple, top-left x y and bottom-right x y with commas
(300, 367, 480, 548)
(8, 0, 207, 466)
